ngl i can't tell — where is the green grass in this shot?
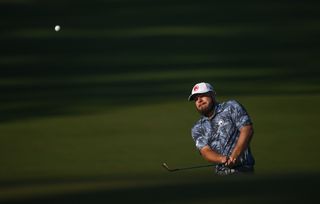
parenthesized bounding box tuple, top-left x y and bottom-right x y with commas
(1, 95, 320, 203)
(1, 94, 320, 179)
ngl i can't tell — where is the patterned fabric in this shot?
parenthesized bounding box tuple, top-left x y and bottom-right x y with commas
(191, 100, 255, 175)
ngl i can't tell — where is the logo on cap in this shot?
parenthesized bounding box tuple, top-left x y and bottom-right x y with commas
(193, 85, 199, 92)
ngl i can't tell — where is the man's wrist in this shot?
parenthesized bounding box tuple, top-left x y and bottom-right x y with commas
(220, 155, 229, 164)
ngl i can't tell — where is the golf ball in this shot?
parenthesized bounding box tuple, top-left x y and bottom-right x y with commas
(54, 25, 61, 32)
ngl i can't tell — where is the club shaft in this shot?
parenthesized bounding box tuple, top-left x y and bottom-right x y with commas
(174, 164, 214, 171)
(163, 163, 215, 172)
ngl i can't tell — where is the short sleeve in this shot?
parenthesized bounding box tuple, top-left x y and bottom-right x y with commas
(191, 123, 208, 150)
(229, 100, 252, 130)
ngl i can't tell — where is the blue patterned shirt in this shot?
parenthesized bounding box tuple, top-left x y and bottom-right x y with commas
(191, 100, 255, 175)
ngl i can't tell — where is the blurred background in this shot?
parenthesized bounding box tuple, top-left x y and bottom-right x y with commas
(1, 0, 320, 203)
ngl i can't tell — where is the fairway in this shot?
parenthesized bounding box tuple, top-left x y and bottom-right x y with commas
(1, 95, 320, 203)
(1, 0, 320, 203)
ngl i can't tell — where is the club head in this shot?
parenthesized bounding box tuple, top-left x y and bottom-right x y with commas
(162, 162, 169, 170)
(162, 162, 177, 172)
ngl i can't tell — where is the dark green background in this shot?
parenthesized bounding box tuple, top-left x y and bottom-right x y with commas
(1, 0, 320, 203)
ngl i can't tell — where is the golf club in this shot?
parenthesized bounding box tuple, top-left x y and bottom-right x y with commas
(162, 162, 215, 172)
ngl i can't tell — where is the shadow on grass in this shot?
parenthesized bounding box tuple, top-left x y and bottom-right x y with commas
(1, 0, 319, 123)
(1, 173, 319, 204)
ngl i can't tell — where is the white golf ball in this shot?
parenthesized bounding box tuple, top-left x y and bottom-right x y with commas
(54, 25, 61, 32)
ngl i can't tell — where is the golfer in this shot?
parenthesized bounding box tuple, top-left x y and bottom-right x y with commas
(189, 82, 255, 175)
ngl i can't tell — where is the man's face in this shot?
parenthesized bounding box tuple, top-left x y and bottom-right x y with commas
(193, 93, 214, 117)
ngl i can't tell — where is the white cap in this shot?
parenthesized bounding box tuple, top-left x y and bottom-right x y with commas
(188, 82, 214, 101)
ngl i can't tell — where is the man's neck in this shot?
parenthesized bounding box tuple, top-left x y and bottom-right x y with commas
(206, 111, 215, 119)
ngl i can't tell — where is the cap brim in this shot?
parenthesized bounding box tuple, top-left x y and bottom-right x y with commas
(188, 91, 213, 101)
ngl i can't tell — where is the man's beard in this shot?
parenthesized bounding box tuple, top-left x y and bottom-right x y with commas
(196, 102, 214, 117)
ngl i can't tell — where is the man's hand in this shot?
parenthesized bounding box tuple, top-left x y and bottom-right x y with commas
(226, 156, 237, 167)
(221, 155, 229, 164)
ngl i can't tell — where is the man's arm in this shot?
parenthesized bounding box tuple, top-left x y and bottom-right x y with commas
(200, 145, 229, 164)
(227, 125, 253, 166)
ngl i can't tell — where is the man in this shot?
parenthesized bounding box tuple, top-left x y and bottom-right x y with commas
(189, 82, 255, 175)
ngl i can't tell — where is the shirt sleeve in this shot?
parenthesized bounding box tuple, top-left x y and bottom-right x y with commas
(191, 122, 208, 150)
(229, 100, 252, 130)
